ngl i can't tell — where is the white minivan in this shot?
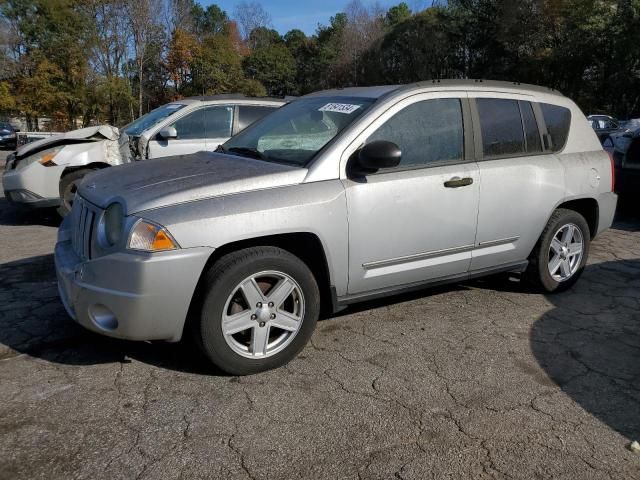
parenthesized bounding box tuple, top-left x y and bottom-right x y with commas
(3, 95, 285, 215)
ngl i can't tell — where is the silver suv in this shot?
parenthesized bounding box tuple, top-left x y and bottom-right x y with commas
(55, 81, 617, 375)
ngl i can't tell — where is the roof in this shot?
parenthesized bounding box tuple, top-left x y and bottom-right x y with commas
(171, 94, 291, 105)
(303, 80, 564, 100)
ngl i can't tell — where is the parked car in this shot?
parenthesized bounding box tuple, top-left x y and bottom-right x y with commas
(603, 124, 640, 197)
(3, 95, 285, 215)
(587, 114, 623, 143)
(55, 80, 617, 375)
(0, 122, 18, 149)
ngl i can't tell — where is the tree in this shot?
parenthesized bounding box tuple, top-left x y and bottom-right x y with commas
(244, 43, 296, 96)
(233, 1, 271, 40)
(386, 2, 412, 26)
(125, 0, 163, 117)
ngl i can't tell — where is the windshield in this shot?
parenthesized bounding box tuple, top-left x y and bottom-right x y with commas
(123, 103, 187, 136)
(222, 96, 375, 166)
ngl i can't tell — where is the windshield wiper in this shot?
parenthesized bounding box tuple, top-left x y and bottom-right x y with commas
(224, 146, 267, 161)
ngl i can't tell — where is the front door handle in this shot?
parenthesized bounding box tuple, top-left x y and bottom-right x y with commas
(444, 177, 474, 188)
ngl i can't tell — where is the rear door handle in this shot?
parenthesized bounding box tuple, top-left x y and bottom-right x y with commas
(444, 177, 474, 188)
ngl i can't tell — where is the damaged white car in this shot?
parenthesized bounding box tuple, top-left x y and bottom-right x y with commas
(2, 95, 285, 215)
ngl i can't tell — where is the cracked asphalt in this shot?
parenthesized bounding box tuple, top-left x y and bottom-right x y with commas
(0, 158, 639, 479)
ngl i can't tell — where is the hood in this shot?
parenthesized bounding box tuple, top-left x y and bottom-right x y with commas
(16, 125, 119, 158)
(78, 151, 308, 214)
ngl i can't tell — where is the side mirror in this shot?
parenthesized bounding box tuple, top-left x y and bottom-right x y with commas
(159, 126, 177, 140)
(356, 140, 402, 173)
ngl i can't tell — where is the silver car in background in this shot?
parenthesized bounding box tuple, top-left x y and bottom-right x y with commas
(55, 80, 617, 375)
(3, 95, 285, 215)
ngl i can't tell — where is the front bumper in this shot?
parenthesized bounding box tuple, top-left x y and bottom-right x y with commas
(3, 162, 64, 207)
(55, 238, 213, 342)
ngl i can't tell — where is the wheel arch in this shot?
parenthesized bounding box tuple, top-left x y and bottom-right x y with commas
(185, 232, 336, 335)
(554, 197, 599, 239)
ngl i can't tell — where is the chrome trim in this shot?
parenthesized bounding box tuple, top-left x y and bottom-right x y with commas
(363, 244, 475, 270)
(477, 236, 520, 248)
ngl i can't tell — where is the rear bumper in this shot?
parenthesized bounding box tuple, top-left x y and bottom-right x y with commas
(55, 238, 213, 342)
(597, 191, 618, 236)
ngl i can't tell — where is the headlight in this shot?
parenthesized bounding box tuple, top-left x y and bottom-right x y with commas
(16, 146, 63, 169)
(127, 219, 179, 252)
(98, 203, 124, 247)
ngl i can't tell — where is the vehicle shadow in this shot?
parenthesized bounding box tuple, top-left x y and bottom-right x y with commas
(0, 196, 60, 227)
(475, 260, 640, 441)
(0, 253, 224, 376)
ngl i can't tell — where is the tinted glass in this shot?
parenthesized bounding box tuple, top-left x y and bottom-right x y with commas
(237, 105, 278, 131)
(477, 98, 525, 157)
(123, 103, 186, 136)
(223, 96, 375, 166)
(368, 99, 464, 167)
(520, 101, 543, 153)
(170, 106, 233, 139)
(541, 103, 571, 152)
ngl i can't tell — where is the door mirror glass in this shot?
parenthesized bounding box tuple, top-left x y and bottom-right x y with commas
(356, 140, 402, 172)
(159, 126, 177, 139)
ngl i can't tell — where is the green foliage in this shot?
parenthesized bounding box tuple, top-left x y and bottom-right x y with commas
(385, 2, 412, 26)
(244, 43, 296, 96)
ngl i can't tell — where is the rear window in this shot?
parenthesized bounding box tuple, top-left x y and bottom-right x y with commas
(477, 98, 525, 157)
(541, 103, 571, 152)
(237, 105, 278, 131)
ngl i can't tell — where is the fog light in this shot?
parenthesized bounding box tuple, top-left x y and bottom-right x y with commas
(89, 304, 118, 331)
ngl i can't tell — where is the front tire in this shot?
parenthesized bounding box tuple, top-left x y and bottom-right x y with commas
(526, 208, 590, 293)
(57, 168, 94, 217)
(195, 247, 320, 375)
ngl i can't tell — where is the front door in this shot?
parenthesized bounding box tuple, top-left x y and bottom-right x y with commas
(344, 94, 480, 295)
(147, 105, 234, 158)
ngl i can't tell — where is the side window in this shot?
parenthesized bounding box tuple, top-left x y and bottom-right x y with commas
(237, 105, 277, 132)
(367, 98, 464, 168)
(520, 101, 543, 153)
(540, 103, 571, 152)
(170, 106, 233, 140)
(206, 106, 233, 138)
(477, 98, 525, 157)
(171, 108, 207, 139)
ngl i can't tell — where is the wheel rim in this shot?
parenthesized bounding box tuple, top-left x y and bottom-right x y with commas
(63, 181, 78, 211)
(221, 270, 305, 359)
(547, 223, 584, 282)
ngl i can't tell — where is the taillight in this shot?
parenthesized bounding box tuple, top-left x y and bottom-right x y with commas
(607, 151, 615, 192)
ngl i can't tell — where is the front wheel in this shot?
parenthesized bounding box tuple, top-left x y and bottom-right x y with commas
(57, 168, 94, 217)
(195, 247, 320, 375)
(526, 208, 590, 293)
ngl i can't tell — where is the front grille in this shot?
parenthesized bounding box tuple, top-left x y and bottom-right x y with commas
(70, 197, 99, 261)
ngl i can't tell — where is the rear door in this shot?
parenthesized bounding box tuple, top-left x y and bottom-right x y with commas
(469, 95, 566, 271)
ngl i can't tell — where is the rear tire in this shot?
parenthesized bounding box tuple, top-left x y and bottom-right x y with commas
(525, 208, 590, 293)
(57, 168, 94, 217)
(195, 246, 320, 375)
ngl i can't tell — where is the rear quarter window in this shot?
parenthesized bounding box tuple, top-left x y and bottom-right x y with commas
(541, 103, 571, 152)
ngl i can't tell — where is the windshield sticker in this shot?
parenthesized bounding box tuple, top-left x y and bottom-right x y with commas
(319, 103, 361, 114)
(166, 104, 184, 109)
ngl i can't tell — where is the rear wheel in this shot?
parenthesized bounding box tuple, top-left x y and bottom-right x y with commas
(526, 208, 590, 292)
(195, 246, 320, 375)
(57, 168, 94, 216)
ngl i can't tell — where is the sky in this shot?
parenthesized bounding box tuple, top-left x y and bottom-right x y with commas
(203, 1, 434, 35)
